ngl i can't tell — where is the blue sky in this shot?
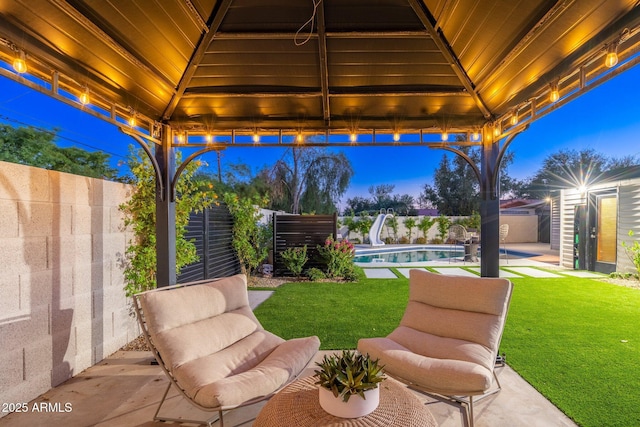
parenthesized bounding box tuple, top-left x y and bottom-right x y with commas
(1, 65, 639, 205)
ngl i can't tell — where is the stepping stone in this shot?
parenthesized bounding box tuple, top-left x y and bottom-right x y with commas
(561, 271, 606, 278)
(507, 267, 562, 278)
(248, 290, 274, 309)
(432, 267, 479, 277)
(397, 268, 426, 278)
(363, 268, 398, 279)
(467, 268, 522, 278)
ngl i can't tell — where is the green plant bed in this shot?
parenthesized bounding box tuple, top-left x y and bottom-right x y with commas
(253, 279, 407, 350)
(253, 274, 640, 427)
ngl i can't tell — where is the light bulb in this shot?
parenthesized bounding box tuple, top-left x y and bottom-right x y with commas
(349, 133, 357, 143)
(128, 115, 137, 127)
(472, 131, 480, 141)
(493, 124, 501, 137)
(605, 44, 618, 68)
(441, 132, 448, 141)
(510, 111, 518, 126)
(12, 51, 27, 74)
(393, 132, 400, 142)
(206, 133, 212, 143)
(79, 89, 90, 105)
(549, 82, 559, 103)
(252, 132, 260, 143)
(296, 132, 304, 143)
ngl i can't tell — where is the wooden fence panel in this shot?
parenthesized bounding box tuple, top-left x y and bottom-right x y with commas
(273, 213, 337, 276)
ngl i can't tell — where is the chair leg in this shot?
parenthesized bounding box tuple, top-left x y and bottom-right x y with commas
(154, 382, 222, 426)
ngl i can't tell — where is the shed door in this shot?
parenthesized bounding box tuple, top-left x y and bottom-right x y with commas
(588, 192, 617, 274)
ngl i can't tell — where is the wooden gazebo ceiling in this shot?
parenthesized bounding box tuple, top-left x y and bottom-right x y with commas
(1, 0, 640, 143)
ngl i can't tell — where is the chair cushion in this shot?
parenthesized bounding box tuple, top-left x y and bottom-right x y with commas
(358, 335, 493, 395)
(358, 269, 512, 396)
(192, 335, 321, 408)
(136, 274, 320, 409)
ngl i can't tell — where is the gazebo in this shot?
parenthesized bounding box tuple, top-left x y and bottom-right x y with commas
(1, 0, 639, 281)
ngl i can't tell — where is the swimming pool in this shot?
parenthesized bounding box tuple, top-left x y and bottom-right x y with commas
(353, 245, 470, 264)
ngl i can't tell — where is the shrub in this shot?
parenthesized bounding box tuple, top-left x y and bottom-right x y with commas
(417, 216, 435, 241)
(436, 215, 451, 242)
(398, 235, 410, 244)
(403, 217, 416, 242)
(415, 237, 426, 244)
(306, 267, 326, 281)
(281, 245, 308, 277)
(621, 230, 640, 278)
(317, 234, 355, 278)
(224, 192, 270, 278)
(119, 147, 215, 297)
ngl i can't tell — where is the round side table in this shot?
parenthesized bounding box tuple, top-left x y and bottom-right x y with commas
(254, 376, 437, 427)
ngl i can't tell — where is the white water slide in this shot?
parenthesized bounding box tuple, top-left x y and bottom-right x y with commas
(369, 212, 394, 246)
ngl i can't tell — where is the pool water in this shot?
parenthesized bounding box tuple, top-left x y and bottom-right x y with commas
(354, 249, 464, 263)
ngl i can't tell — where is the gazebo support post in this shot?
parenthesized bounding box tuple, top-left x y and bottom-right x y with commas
(155, 124, 177, 287)
(479, 125, 501, 277)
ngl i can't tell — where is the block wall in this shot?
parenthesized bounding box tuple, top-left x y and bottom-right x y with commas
(0, 161, 138, 415)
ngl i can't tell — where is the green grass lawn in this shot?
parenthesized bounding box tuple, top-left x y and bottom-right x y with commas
(252, 273, 640, 427)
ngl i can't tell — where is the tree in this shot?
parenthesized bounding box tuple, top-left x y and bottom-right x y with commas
(119, 146, 215, 296)
(269, 147, 353, 214)
(368, 184, 395, 207)
(417, 216, 435, 241)
(0, 124, 118, 179)
(403, 217, 417, 243)
(421, 145, 516, 214)
(517, 148, 611, 199)
(421, 146, 479, 215)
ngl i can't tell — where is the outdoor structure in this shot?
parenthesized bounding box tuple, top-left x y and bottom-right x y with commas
(1, 1, 640, 281)
(554, 165, 640, 274)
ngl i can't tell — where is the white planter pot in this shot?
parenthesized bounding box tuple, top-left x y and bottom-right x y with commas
(318, 386, 380, 418)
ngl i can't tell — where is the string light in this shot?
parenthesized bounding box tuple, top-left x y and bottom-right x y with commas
(12, 50, 27, 73)
(252, 131, 260, 143)
(493, 123, 501, 138)
(128, 110, 137, 127)
(79, 87, 90, 105)
(206, 133, 213, 143)
(472, 131, 480, 141)
(296, 131, 304, 143)
(441, 131, 448, 141)
(605, 42, 618, 68)
(393, 131, 401, 142)
(549, 81, 560, 103)
(510, 110, 518, 126)
(349, 132, 357, 143)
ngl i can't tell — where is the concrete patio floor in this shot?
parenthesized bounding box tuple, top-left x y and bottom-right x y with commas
(0, 349, 577, 427)
(1, 242, 578, 426)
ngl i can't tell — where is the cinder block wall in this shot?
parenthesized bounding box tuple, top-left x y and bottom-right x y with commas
(0, 161, 138, 416)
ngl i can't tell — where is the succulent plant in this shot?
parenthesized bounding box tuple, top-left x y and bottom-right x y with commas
(314, 350, 385, 402)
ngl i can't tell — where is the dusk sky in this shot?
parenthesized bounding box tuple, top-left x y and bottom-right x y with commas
(1, 63, 639, 206)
